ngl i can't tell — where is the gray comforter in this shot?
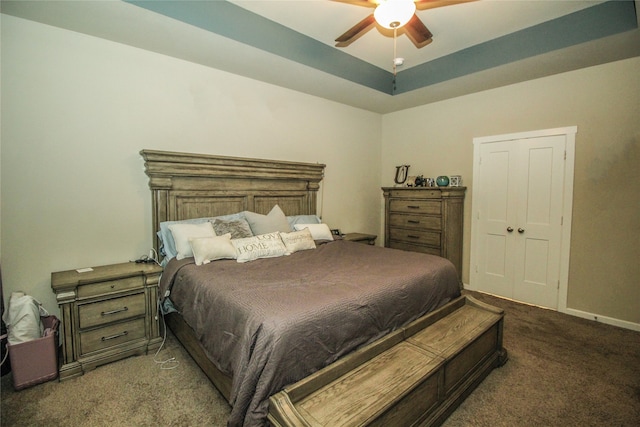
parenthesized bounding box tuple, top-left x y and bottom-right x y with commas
(160, 240, 460, 426)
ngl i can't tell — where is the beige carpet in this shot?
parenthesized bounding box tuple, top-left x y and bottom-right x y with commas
(2, 291, 639, 426)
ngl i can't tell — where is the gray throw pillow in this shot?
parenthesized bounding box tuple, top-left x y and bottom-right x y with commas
(244, 205, 292, 235)
(211, 218, 253, 239)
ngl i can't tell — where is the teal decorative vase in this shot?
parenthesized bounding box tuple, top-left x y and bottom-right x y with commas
(436, 176, 449, 187)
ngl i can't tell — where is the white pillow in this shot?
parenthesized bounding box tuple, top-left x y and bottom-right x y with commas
(232, 232, 290, 263)
(159, 212, 244, 260)
(279, 229, 316, 253)
(287, 214, 321, 230)
(189, 234, 237, 266)
(293, 223, 334, 241)
(244, 205, 291, 235)
(168, 222, 216, 260)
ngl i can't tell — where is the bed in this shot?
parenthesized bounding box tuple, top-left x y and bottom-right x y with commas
(140, 150, 506, 427)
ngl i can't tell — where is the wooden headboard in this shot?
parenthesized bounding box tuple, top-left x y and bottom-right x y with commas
(140, 150, 325, 255)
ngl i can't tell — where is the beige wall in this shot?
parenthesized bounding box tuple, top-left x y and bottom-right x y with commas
(381, 57, 640, 325)
(2, 15, 638, 328)
(0, 16, 381, 316)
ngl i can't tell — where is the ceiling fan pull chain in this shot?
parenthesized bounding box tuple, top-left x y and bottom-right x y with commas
(393, 26, 398, 76)
(392, 26, 398, 93)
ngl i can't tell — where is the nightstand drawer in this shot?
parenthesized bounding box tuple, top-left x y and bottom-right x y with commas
(389, 214, 441, 231)
(78, 293, 146, 329)
(77, 276, 143, 299)
(390, 200, 441, 215)
(80, 318, 146, 355)
(389, 228, 440, 247)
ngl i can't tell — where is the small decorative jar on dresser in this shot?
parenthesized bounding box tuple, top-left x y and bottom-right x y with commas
(51, 262, 163, 380)
(382, 187, 466, 280)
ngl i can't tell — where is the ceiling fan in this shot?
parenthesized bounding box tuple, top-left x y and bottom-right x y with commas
(334, 0, 476, 48)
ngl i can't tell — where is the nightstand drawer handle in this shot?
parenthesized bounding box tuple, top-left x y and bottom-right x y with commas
(406, 205, 421, 209)
(101, 331, 128, 341)
(407, 220, 420, 224)
(101, 307, 129, 316)
(407, 235, 420, 239)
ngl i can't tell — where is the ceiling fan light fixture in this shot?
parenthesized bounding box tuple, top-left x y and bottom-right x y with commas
(374, 0, 416, 29)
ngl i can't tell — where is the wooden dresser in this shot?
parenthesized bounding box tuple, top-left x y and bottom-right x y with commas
(382, 187, 465, 279)
(51, 262, 163, 380)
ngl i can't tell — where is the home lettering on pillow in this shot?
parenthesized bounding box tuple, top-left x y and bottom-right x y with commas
(232, 232, 290, 262)
(236, 238, 273, 255)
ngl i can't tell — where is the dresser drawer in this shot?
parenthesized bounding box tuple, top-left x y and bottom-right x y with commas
(78, 293, 146, 329)
(389, 213, 441, 231)
(80, 317, 146, 355)
(387, 189, 441, 199)
(389, 199, 441, 215)
(389, 241, 441, 256)
(389, 228, 441, 247)
(77, 276, 143, 299)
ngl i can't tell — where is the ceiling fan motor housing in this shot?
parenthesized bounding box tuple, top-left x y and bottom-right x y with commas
(336, 0, 469, 48)
(374, 0, 417, 29)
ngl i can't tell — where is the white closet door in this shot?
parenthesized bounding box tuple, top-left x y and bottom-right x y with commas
(475, 141, 518, 298)
(472, 131, 569, 310)
(512, 135, 565, 308)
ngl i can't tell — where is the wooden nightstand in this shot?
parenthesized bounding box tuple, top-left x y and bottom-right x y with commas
(51, 262, 163, 380)
(342, 233, 377, 245)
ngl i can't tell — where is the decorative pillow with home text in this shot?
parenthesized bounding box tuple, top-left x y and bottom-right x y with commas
(232, 232, 290, 263)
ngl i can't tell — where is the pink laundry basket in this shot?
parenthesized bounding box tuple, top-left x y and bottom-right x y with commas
(7, 315, 59, 390)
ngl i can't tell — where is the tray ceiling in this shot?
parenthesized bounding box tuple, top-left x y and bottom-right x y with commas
(2, 0, 639, 113)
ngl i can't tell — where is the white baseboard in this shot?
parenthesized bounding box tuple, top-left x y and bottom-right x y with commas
(462, 284, 640, 332)
(561, 307, 640, 332)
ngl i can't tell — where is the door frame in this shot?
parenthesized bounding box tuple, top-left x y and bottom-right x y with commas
(468, 126, 576, 313)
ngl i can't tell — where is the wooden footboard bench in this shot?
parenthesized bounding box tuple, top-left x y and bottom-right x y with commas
(269, 295, 508, 427)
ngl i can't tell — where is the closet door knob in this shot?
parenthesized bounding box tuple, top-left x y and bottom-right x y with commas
(518, 228, 525, 233)
(507, 227, 513, 232)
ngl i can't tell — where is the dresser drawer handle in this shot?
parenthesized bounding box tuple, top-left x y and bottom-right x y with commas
(101, 307, 129, 316)
(101, 331, 128, 341)
(406, 205, 421, 209)
(407, 220, 420, 224)
(407, 235, 421, 239)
